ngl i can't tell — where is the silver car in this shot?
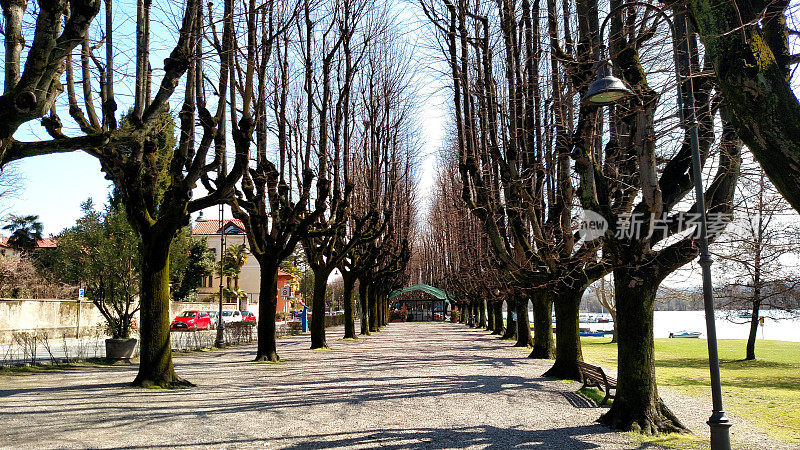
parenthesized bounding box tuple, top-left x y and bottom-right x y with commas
(206, 311, 219, 329)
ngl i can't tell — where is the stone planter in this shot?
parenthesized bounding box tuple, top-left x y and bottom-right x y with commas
(105, 338, 138, 362)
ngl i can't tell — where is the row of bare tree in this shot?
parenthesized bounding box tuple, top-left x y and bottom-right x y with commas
(0, 0, 417, 387)
(419, 0, 741, 435)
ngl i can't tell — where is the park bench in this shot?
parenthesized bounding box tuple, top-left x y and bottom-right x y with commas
(577, 361, 617, 406)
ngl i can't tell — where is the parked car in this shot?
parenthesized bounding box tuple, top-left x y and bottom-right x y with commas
(241, 311, 256, 324)
(206, 311, 219, 329)
(170, 310, 211, 331)
(221, 310, 242, 324)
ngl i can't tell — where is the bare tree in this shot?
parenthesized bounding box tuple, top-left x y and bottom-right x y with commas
(713, 163, 800, 360)
(422, 0, 740, 434)
(590, 276, 617, 343)
(221, 0, 324, 363)
(1, 0, 247, 387)
(0, 163, 23, 217)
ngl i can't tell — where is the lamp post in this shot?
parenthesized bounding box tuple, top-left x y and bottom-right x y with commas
(215, 210, 250, 348)
(215, 203, 227, 348)
(584, 4, 731, 448)
(238, 244, 250, 311)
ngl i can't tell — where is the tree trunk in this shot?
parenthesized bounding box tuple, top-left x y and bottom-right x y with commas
(310, 266, 330, 349)
(502, 299, 516, 339)
(528, 291, 553, 356)
(379, 291, 387, 327)
(132, 235, 191, 388)
(485, 300, 494, 330)
(492, 301, 504, 334)
(746, 298, 761, 361)
(459, 303, 467, 324)
(254, 260, 280, 361)
(686, 0, 800, 214)
(359, 281, 370, 335)
(368, 284, 378, 332)
(515, 295, 533, 347)
(342, 273, 357, 339)
(611, 318, 618, 343)
(599, 267, 688, 434)
(543, 288, 582, 379)
(468, 302, 476, 326)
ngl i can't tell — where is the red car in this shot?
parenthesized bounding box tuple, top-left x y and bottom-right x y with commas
(241, 311, 257, 324)
(170, 310, 211, 331)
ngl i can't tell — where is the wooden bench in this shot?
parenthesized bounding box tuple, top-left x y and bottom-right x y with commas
(577, 361, 617, 405)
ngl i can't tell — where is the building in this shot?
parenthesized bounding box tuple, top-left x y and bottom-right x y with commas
(191, 218, 295, 320)
(1, 236, 58, 258)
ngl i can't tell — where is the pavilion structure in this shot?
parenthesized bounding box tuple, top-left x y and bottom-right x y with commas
(388, 284, 452, 322)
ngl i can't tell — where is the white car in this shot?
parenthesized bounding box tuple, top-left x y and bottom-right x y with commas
(221, 310, 242, 324)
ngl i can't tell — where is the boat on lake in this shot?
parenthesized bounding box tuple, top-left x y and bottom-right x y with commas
(580, 331, 606, 337)
(668, 330, 702, 338)
(579, 327, 606, 337)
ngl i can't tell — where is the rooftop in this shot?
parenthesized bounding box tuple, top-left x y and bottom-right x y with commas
(192, 219, 246, 235)
(0, 236, 59, 249)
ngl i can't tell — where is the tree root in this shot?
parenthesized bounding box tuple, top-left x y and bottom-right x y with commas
(598, 397, 690, 435)
(528, 344, 553, 359)
(541, 361, 581, 381)
(131, 375, 195, 389)
(254, 351, 279, 362)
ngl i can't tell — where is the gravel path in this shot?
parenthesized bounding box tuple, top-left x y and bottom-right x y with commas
(0, 322, 785, 449)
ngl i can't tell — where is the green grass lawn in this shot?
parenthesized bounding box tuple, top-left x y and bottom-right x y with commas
(580, 337, 800, 443)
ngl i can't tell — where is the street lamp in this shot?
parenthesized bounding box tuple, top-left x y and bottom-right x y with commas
(587, 3, 731, 448)
(215, 211, 250, 348)
(238, 244, 250, 311)
(215, 203, 227, 348)
(582, 47, 633, 106)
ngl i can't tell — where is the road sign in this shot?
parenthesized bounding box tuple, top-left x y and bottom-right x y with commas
(78, 288, 84, 300)
(281, 286, 291, 298)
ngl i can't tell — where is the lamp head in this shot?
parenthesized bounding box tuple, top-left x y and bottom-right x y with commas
(582, 58, 633, 106)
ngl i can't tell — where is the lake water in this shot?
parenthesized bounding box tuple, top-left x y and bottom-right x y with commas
(528, 310, 800, 342)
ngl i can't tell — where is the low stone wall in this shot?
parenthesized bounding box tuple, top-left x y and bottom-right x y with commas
(1, 298, 276, 344)
(0, 298, 105, 344)
(0, 299, 244, 344)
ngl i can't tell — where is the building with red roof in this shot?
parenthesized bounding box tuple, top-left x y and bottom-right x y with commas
(0, 236, 59, 258)
(191, 216, 295, 320)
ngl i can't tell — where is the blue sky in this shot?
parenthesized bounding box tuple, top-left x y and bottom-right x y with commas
(4, 153, 112, 235)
